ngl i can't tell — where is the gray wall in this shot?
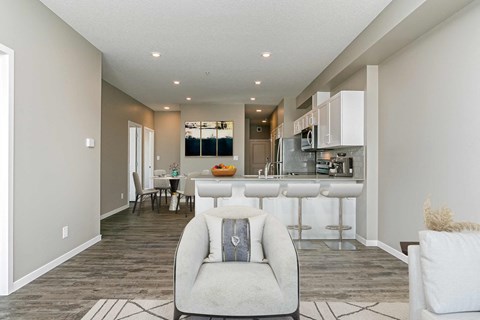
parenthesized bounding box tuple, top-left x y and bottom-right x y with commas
(101, 81, 154, 214)
(269, 107, 279, 130)
(249, 124, 270, 140)
(331, 66, 380, 243)
(0, 0, 101, 280)
(282, 97, 306, 138)
(180, 104, 245, 175)
(154, 111, 181, 171)
(378, 0, 480, 249)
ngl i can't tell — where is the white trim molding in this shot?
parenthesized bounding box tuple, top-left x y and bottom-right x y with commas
(355, 234, 378, 247)
(377, 240, 408, 264)
(12, 235, 102, 293)
(356, 234, 408, 264)
(101, 204, 129, 220)
(0, 43, 14, 296)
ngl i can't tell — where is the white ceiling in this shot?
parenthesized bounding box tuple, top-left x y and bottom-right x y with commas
(39, 0, 391, 112)
(245, 104, 277, 125)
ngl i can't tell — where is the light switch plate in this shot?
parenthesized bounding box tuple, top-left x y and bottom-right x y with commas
(62, 226, 68, 239)
(85, 138, 95, 148)
(233, 155, 239, 161)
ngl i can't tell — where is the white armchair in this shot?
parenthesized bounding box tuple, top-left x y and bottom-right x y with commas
(174, 206, 299, 320)
(408, 231, 480, 320)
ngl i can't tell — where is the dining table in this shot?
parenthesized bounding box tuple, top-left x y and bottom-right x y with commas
(153, 174, 185, 192)
(152, 175, 185, 211)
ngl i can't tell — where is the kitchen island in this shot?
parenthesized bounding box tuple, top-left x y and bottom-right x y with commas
(193, 175, 363, 239)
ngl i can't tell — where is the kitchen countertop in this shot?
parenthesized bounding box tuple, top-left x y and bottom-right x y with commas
(193, 173, 361, 239)
(194, 174, 363, 182)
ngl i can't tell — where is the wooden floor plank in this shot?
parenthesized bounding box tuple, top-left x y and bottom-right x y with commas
(0, 201, 408, 319)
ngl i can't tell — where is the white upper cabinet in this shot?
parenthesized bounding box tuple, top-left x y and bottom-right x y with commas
(293, 119, 302, 135)
(312, 92, 331, 110)
(318, 91, 364, 149)
(293, 110, 318, 135)
(305, 110, 317, 127)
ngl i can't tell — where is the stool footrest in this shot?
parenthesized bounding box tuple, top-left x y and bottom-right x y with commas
(326, 225, 352, 231)
(287, 225, 312, 230)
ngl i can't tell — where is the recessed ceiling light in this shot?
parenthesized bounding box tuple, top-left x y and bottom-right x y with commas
(261, 52, 271, 58)
(151, 52, 161, 58)
(173, 81, 180, 85)
(164, 106, 170, 110)
(256, 109, 262, 112)
(262, 120, 267, 123)
(250, 97, 256, 101)
(255, 81, 262, 85)
(186, 97, 192, 101)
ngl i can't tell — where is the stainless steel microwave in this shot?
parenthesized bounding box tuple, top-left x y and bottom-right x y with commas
(301, 126, 318, 151)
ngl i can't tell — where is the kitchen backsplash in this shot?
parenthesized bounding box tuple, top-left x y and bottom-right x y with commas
(316, 147, 365, 179)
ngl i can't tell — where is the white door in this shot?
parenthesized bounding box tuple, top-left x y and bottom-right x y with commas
(128, 122, 142, 201)
(0, 44, 14, 296)
(143, 127, 154, 189)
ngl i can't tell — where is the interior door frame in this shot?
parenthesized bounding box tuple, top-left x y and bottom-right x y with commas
(143, 127, 154, 189)
(128, 121, 143, 202)
(0, 43, 14, 295)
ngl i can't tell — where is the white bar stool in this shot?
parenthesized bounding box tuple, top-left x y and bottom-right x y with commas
(320, 183, 364, 251)
(283, 183, 321, 250)
(197, 183, 232, 208)
(244, 184, 280, 210)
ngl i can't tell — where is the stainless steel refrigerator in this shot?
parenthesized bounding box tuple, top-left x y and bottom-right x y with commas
(273, 137, 316, 175)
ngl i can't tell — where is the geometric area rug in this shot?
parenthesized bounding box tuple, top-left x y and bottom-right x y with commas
(82, 299, 409, 320)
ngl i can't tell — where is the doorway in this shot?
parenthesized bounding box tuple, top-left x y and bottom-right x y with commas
(248, 139, 271, 175)
(128, 122, 142, 202)
(0, 44, 14, 295)
(143, 127, 154, 189)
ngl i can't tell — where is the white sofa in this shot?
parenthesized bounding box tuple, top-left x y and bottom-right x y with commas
(408, 231, 480, 320)
(173, 206, 299, 320)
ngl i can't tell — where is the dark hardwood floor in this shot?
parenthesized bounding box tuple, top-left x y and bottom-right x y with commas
(0, 200, 408, 319)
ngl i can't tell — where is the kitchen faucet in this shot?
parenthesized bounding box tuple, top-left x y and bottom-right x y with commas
(264, 161, 273, 178)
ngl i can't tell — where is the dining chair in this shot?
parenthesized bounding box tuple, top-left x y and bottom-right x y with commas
(153, 169, 171, 205)
(176, 172, 201, 216)
(132, 172, 159, 214)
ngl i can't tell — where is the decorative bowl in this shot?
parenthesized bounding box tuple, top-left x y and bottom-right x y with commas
(211, 167, 237, 177)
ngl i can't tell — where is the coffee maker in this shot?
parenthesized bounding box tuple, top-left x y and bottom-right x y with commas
(329, 153, 354, 177)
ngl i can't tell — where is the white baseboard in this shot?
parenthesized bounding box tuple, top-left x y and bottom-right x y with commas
(377, 240, 408, 264)
(356, 234, 408, 264)
(355, 234, 378, 247)
(101, 204, 129, 220)
(12, 235, 101, 293)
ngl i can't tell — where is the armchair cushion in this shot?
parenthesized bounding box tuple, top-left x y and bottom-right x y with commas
(204, 214, 267, 262)
(419, 231, 480, 314)
(185, 262, 286, 316)
(422, 309, 480, 320)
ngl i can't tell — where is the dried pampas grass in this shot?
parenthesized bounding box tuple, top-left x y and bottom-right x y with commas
(424, 198, 480, 232)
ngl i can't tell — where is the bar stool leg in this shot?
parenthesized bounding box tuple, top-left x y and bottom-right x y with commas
(298, 198, 303, 240)
(294, 197, 314, 250)
(324, 197, 356, 251)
